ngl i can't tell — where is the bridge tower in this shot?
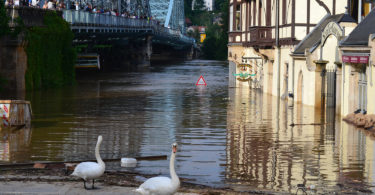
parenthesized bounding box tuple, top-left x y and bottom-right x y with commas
(149, 0, 185, 32)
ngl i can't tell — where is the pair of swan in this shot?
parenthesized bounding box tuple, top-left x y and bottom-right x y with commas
(71, 135, 180, 194)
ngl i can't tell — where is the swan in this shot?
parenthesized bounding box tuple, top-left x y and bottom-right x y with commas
(136, 143, 180, 195)
(71, 135, 105, 189)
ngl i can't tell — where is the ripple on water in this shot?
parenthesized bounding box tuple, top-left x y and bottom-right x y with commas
(1, 60, 374, 193)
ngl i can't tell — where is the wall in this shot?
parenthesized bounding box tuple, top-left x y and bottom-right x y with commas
(368, 36, 375, 114)
(0, 36, 27, 93)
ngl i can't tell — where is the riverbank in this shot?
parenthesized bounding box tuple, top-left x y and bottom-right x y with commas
(0, 168, 270, 195)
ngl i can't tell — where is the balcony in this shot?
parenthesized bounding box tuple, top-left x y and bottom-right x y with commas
(247, 26, 274, 48)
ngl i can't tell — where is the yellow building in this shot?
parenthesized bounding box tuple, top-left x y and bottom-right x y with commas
(290, 14, 356, 113)
(340, 10, 375, 115)
(228, 0, 348, 96)
(228, 0, 374, 116)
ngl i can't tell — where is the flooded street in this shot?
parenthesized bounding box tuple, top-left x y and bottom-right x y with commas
(1, 60, 375, 193)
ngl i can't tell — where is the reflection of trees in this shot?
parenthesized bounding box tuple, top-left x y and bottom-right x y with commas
(26, 79, 145, 162)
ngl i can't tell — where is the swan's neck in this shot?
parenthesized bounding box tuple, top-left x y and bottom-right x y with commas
(95, 139, 105, 167)
(170, 151, 179, 185)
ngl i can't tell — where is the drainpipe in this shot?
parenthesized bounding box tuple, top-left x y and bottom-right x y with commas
(342, 62, 345, 115)
(276, 0, 281, 98)
(358, 0, 362, 23)
(292, 58, 295, 102)
(369, 60, 373, 87)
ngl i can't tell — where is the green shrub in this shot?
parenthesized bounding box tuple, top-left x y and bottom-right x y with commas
(25, 12, 76, 90)
(0, 1, 10, 37)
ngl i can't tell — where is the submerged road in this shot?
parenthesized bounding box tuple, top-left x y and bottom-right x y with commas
(1, 60, 375, 194)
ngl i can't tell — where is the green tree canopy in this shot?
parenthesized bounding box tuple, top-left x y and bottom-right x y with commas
(0, 1, 10, 37)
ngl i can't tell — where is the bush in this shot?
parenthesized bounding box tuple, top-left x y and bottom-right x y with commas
(25, 12, 76, 90)
(0, 1, 10, 37)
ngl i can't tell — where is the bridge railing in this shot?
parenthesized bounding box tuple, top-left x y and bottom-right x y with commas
(63, 10, 156, 29)
(62, 10, 195, 45)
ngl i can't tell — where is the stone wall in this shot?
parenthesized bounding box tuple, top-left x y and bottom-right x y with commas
(0, 35, 27, 93)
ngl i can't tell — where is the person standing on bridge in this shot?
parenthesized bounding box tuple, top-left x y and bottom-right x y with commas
(47, 0, 53, 9)
(42, 0, 47, 8)
(31, 0, 39, 7)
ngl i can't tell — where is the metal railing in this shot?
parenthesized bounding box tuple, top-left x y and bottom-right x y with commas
(62, 10, 195, 44)
(62, 10, 156, 28)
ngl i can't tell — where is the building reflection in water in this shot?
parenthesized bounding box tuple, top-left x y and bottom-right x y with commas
(226, 87, 375, 193)
(0, 127, 32, 162)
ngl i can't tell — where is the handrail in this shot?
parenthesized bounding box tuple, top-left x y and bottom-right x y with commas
(62, 10, 195, 44)
(4, 6, 194, 44)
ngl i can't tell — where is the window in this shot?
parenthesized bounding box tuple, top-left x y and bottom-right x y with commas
(230, 5, 233, 31)
(235, 4, 241, 31)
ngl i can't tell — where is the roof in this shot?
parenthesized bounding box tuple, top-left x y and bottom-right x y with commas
(341, 9, 375, 46)
(293, 14, 346, 55)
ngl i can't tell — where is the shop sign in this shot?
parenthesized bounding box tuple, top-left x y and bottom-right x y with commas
(234, 63, 256, 81)
(342, 55, 369, 63)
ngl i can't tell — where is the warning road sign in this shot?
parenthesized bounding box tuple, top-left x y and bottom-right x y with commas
(196, 75, 207, 86)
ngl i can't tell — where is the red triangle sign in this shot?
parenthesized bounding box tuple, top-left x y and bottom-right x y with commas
(196, 75, 207, 86)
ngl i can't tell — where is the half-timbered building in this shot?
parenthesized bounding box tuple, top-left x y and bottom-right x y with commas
(228, 0, 374, 116)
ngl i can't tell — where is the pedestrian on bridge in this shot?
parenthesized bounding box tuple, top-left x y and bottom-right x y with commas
(42, 0, 47, 8)
(31, 0, 39, 7)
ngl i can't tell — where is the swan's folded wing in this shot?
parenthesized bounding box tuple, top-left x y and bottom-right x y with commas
(140, 176, 172, 192)
(73, 162, 101, 176)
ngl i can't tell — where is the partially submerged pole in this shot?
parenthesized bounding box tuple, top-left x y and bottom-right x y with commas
(276, 0, 281, 98)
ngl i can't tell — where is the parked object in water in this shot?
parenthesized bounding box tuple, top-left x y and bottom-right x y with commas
(71, 135, 105, 189)
(75, 54, 100, 69)
(0, 100, 32, 130)
(121, 158, 137, 167)
(364, 114, 375, 129)
(343, 112, 375, 130)
(355, 113, 366, 127)
(136, 143, 180, 195)
(343, 112, 357, 124)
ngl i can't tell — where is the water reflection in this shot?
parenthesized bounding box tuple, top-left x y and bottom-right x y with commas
(226, 86, 375, 193)
(2, 60, 375, 193)
(0, 127, 32, 162)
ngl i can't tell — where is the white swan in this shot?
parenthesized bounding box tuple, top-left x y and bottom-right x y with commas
(136, 143, 180, 195)
(71, 135, 105, 189)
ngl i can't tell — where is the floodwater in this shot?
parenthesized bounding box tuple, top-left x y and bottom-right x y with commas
(1, 60, 375, 193)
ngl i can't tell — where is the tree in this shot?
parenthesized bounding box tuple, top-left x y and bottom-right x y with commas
(201, 0, 228, 60)
(193, 0, 205, 11)
(0, 1, 10, 37)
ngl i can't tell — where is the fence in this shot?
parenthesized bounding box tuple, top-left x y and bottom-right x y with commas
(62, 10, 195, 44)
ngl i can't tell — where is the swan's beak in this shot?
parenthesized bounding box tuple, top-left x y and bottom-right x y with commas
(172, 145, 177, 153)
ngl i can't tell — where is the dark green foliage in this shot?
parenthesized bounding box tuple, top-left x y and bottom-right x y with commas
(201, 0, 228, 60)
(193, 0, 206, 11)
(185, 0, 209, 26)
(185, 0, 228, 60)
(25, 12, 76, 90)
(0, 76, 7, 92)
(201, 23, 227, 60)
(0, 1, 10, 37)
